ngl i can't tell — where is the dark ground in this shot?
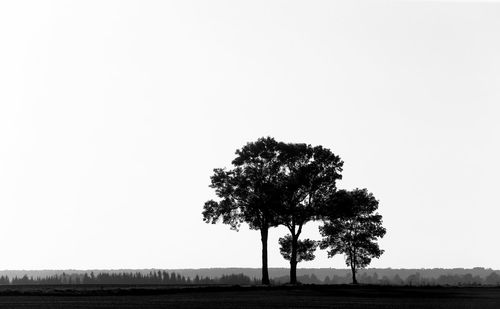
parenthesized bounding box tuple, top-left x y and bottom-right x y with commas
(0, 284, 498, 308)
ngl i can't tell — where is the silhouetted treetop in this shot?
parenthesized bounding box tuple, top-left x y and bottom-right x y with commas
(203, 137, 347, 285)
(327, 188, 381, 219)
(274, 142, 343, 284)
(320, 188, 386, 284)
(203, 137, 283, 231)
(232, 136, 281, 166)
(203, 137, 284, 285)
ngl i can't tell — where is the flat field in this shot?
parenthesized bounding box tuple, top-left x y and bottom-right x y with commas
(0, 285, 498, 308)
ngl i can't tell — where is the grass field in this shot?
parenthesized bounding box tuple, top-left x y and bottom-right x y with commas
(0, 284, 498, 308)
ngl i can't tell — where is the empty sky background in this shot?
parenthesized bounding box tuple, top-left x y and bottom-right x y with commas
(1, 0, 499, 270)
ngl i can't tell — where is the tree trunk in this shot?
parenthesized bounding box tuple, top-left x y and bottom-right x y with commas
(260, 227, 270, 285)
(350, 249, 358, 285)
(290, 259, 297, 284)
(351, 265, 357, 285)
(289, 233, 298, 284)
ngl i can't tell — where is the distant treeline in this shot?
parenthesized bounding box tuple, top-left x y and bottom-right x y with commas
(273, 271, 500, 286)
(1, 270, 499, 286)
(0, 272, 258, 286)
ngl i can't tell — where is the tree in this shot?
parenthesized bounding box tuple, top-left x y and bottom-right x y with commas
(319, 188, 386, 284)
(276, 143, 343, 284)
(279, 234, 318, 264)
(485, 272, 500, 285)
(202, 137, 282, 285)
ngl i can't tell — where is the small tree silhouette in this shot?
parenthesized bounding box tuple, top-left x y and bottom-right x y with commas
(319, 188, 386, 284)
(279, 234, 318, 267)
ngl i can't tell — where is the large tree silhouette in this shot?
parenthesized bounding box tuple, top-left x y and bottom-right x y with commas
(276, 143, 343, 284)
(202, 137, 282, 285)
(319, 188, 386, 284)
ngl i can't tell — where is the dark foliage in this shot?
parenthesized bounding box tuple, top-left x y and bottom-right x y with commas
(203, 137, 283, 284)
(320, 188, 386, 284)
(4, 272, 257, 286)
(2, 270, 500, 287)
(275, 143, 343, 284)
(278, 234, 318, 263)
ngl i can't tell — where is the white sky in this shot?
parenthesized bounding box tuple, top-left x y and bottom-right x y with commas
(1, 0, 499, 270)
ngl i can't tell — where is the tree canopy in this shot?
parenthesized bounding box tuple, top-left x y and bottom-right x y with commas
(275, 143, 343, 284)
(203, 137, 386, 286)
(319, 188, 386, 284)
(202, 137, 283, 284)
